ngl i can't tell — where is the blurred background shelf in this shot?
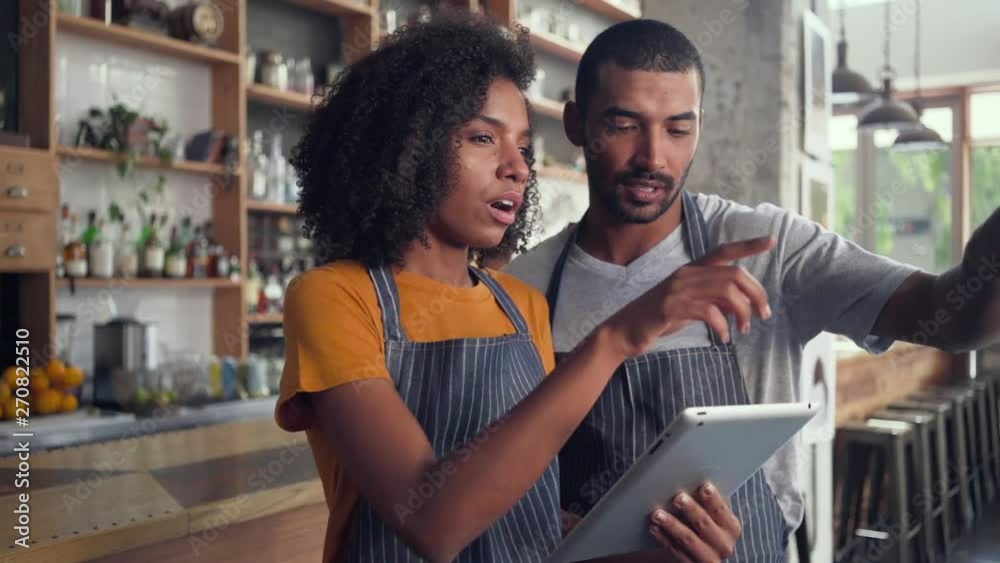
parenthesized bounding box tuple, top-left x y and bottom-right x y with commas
(56, 13, 240, 65)
(577, 0, 641, 22)
(529, 96, 565, 120)
(57, 278, 241, 289)
(248, 313, 283, 325)
(246, 83, 314, 112)
(285, 0, 374, 17)
(247, 200, 299, 214)
(529, 31, 584, 63)
(57, 145, 233, 176)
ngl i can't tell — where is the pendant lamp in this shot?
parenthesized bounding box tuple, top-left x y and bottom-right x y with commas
(893, 0, 947, 151)
(857, 0, 920, 131)
(831, 3, 874, 106)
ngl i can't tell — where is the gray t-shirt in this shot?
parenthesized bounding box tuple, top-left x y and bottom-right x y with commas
(504, 191, 919, 530)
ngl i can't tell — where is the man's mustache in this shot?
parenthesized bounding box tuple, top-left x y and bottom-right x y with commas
(614, 170, 675, 189)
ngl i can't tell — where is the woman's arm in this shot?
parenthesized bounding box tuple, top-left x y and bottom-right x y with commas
(308, 326, 623, 563)
(309, 238, 774, 562)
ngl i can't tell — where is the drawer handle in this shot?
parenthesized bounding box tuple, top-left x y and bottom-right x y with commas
(5, 245, 26, 258)
(6, 186, 28, 199)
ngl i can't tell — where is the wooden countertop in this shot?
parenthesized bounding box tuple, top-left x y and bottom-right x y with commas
(0, 417, 322, 563)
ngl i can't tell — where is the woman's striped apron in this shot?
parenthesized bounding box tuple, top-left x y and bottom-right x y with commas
(348, 265, 562, 562)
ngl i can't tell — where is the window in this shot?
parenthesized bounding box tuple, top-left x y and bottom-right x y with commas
(971, 92, 1000, 231)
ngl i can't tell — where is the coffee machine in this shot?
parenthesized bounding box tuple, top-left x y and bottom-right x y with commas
(93, 318, 159, 410)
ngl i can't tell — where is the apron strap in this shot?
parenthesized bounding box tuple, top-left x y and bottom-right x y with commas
(544, 191, 729, 347)
(369, 264, 407, 343)
(473, 268, 531, 334)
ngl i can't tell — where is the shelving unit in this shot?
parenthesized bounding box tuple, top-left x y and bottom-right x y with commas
(246, 200, 299, 215)
(529, 31, 585, 63)
(248, 313, 284, 325)
(57, 277, 241, 289)
(246, 83, 314, 112)
(56, 145, 235, 176)
(55, 12, 241, 65)
(7, 0, 634, 368)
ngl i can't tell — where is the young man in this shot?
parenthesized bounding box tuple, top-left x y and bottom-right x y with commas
(507, 19, 1000, 562)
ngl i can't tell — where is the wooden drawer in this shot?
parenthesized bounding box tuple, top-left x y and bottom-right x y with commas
(0, 147, 59, 212)
(0, 211, 55, 272)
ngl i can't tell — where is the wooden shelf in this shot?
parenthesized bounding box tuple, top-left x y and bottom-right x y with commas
(577, 0, 640, 22)
(57, 145, 234, 176)
(529, 31, 584, 64)
(247, 200, 299, 214)
(529, 96, 565, 120)
(57, 277, 241, 289)
(56, 13, 240, 66)
(248, 313, 283, 325)
(538, 164, 587, 185)
(285, 0, 374, 17)
(246, 84, 314, 112)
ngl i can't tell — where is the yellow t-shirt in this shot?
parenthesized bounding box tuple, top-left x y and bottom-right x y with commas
(275, 260, 556, 563)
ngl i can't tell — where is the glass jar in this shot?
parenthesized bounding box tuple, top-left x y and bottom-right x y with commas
(293, 57, 314, 98)
(259, 52, 288, 91)
(246, 48, 257, 84)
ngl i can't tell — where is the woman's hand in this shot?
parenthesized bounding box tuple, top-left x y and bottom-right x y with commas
(601, 237, 776, 359)
(647, 483, 743, 562)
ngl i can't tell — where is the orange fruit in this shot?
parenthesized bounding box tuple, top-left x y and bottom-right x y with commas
(29, 374, 50, 394)
(4, 398, 19, 420)
(63, 366, 85, 389)
(46, 359, 66, 382)
(3, 366, 21, 388)
(60, 394, 79, 413)
(37, 390, 62, 415)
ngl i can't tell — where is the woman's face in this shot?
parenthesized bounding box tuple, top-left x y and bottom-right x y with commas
(428, 78, 532, 251)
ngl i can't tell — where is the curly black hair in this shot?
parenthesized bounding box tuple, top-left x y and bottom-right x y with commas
(292, 9, 540, 268)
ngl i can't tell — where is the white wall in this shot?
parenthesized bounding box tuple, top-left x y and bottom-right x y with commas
(55, 33, 218, 374)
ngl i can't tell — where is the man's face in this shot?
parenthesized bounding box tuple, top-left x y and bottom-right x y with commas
(573, 64, 702, 224)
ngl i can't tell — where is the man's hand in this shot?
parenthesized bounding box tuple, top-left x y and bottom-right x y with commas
(603, 237, 777, 358)
(647, 483, 742, 562)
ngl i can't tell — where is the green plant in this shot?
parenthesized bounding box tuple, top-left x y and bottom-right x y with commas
(77, 99, 175, 179)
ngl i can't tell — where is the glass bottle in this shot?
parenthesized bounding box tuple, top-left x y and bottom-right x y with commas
(143, 216, 165, 278)
(267, 133, 287, 204)
(117, 222, 139, 279)
(191, 225, 210, 279)
(228, 256, 241, 282)
(293, 57, 314, 98)
(165, 226, 188, 278)
(56, 204, 70, 278)
(264, 263, 284, 313)
(81, 210, 98, 247)
(277, 216, 295, 254)
(246, 258, 262, 314)
(204, 222, 221, 277)
(63, 213, 88, 278)
(88, 218, 114, 279)
(250, 131, 268, 201)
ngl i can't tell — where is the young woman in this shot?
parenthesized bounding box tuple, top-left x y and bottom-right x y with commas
(276, 11, 742, 563)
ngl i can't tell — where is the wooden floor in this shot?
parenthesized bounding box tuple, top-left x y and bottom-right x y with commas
(89, 502, 327, 563)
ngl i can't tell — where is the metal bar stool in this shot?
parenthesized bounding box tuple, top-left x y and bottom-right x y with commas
(834, 421, 918, 563)
(870, 410, 938, 563)
(912, 388, 979, 530)
(965, 380, 996, 502)
(887, 400, 954, 556)
(976, 374, 1000, 490)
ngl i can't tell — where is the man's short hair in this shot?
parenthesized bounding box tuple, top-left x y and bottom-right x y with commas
(575, 19, 705, 115)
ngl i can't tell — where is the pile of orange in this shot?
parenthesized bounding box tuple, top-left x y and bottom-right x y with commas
(1, 359, 84, 419)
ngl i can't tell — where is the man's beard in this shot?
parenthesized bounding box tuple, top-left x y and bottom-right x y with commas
(594, 161, 694, 224)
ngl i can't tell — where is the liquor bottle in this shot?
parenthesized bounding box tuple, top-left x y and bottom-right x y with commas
(264, 263, 284, 313)
(81, 210, 98, 247)
(179, 216, 195, 249)
(266, 133, 287, 203)
(204, 221, 221, 277)
(250, 131, 268, 201)
(143, 216, 165, 278)
(56, 204, 70, 278)
(228, 256, 241, 282)
(277, 216, 294, 254)
(191, 224, 210, 278)
(165, 226, 187, 278)
(246, 257, 262, 314)
(117, 221, 139, 279)
(88, 218, 114, 279)
(63, 213, 88, 278)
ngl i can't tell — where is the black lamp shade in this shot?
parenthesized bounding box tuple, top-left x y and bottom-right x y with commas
(832, 40, 874, 106)
(893, 124, 947, 151)
(858, 78, 921, 130)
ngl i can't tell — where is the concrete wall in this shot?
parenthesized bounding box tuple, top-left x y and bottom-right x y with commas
(646, 0, 808, 211)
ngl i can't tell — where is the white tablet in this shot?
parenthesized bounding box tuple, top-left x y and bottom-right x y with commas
(546, 403, 816, 563)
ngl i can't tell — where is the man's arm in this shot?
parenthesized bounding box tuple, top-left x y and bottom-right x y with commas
(873, 206, 1000, 352)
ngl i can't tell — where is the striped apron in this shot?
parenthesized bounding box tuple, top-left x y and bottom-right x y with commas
(546, 191, 788, 562)
(348, 265, 563, 563)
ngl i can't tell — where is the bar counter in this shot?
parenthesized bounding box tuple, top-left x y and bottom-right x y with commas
(0, 412, 323, 562)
